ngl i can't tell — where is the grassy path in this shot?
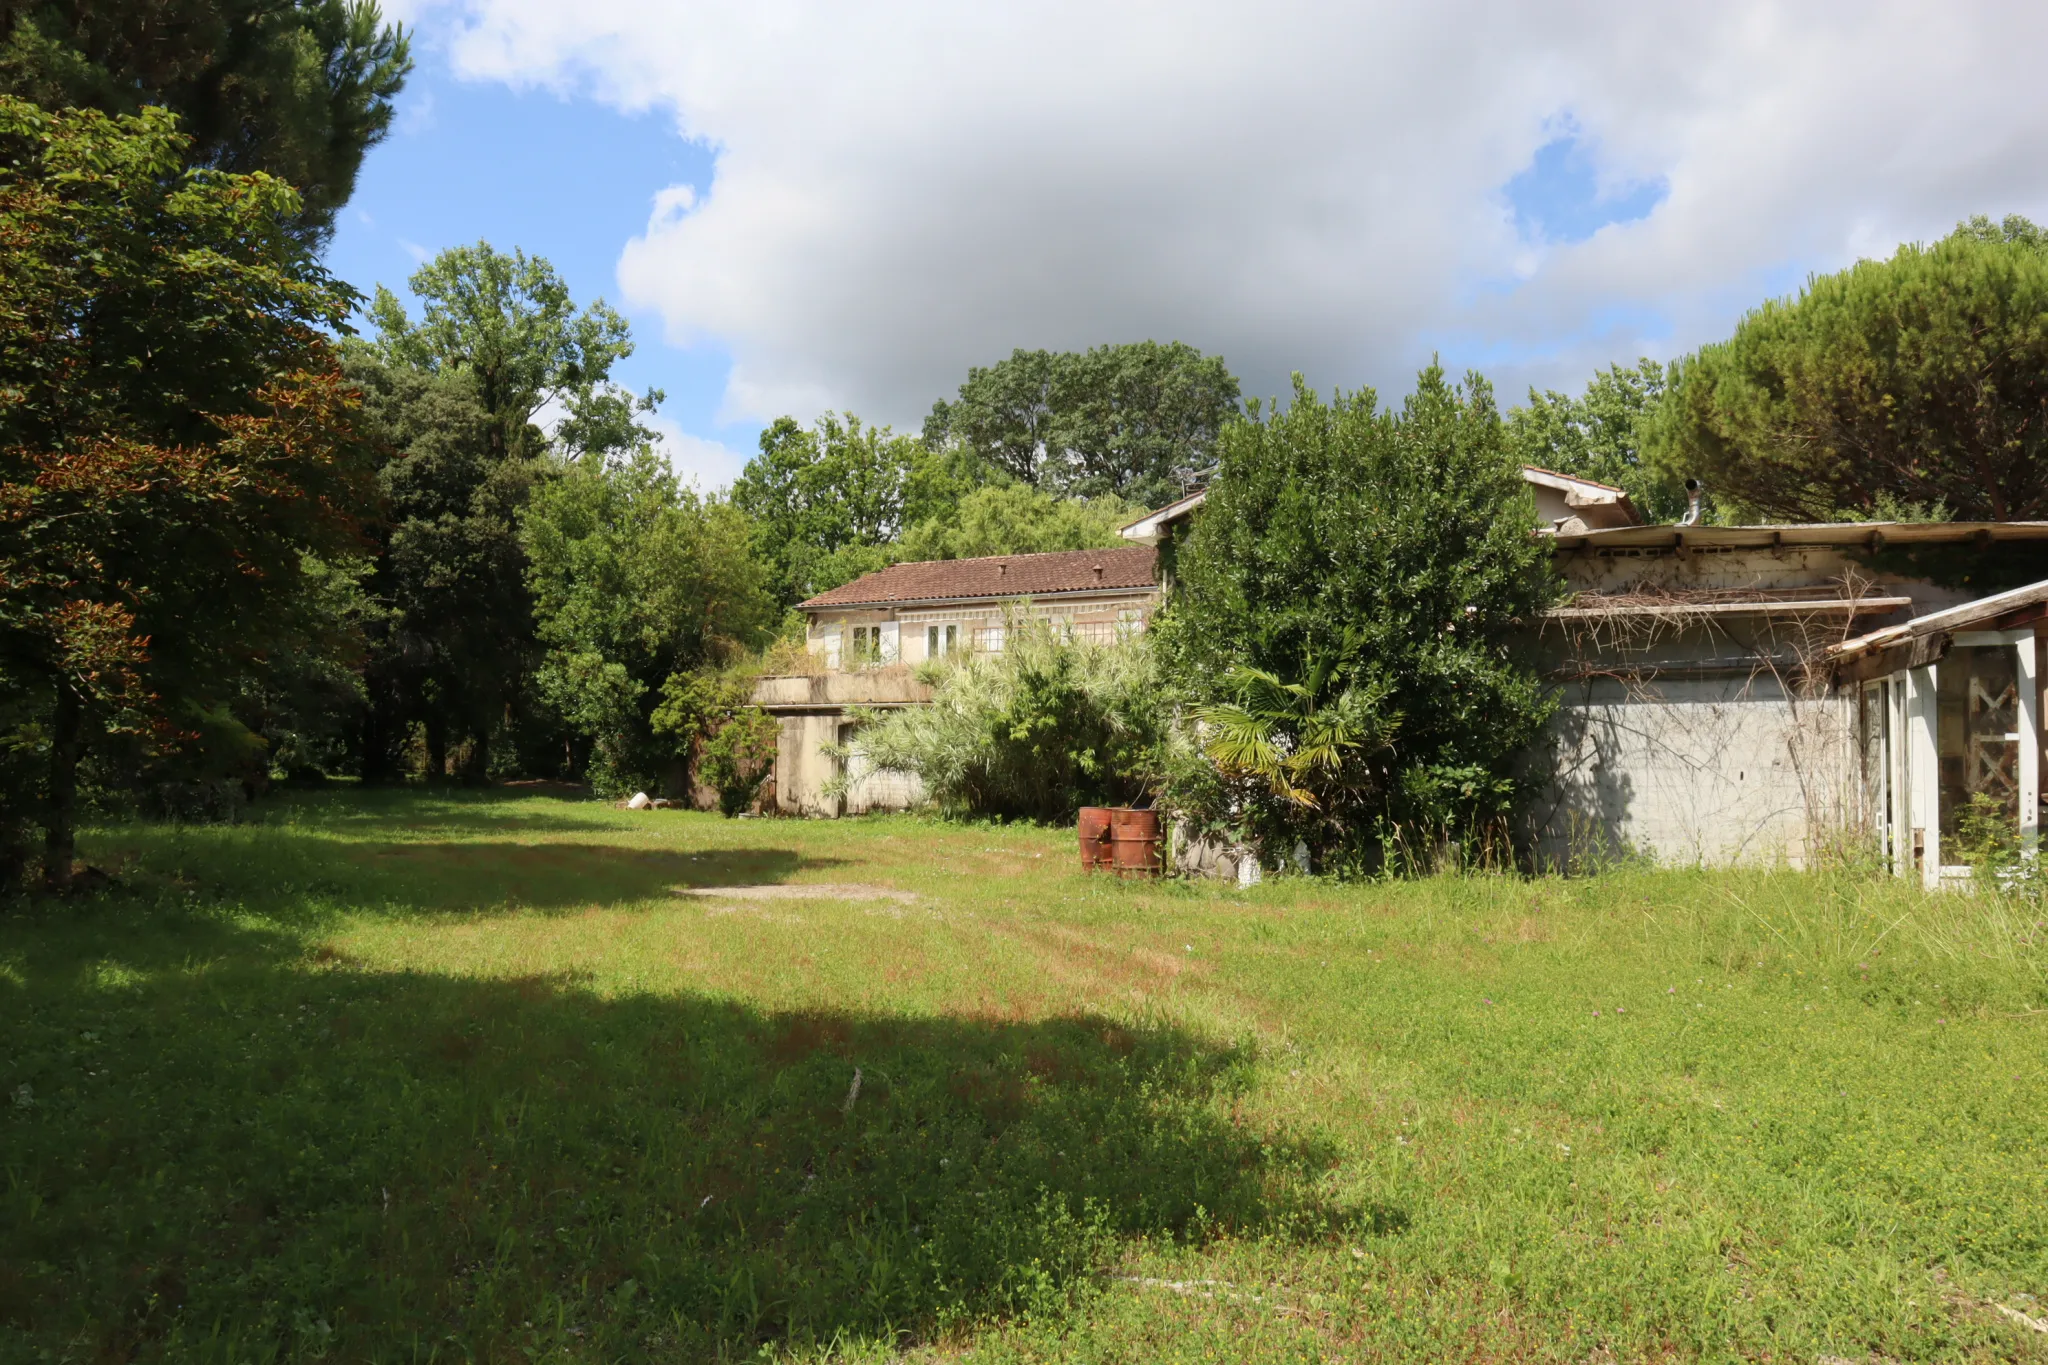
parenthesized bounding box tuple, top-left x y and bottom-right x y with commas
(2, 788, 2044, 1362)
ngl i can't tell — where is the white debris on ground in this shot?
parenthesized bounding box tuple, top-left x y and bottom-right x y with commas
(1997, 1303, 2048, 1334)
(673, 883, 918, 904)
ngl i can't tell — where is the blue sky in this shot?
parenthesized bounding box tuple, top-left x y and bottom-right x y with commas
(324, 62, 756, 483)
(1505, 133, 1667, 247)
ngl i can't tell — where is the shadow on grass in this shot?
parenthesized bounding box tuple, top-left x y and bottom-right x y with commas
(250, 782, 649, 839)
(0, 903, 1385, 1361)
(89, 824, 848, 920)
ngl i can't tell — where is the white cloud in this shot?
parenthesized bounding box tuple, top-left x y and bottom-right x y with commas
(646, 184, 696, 232)
(528, 398, 750, 491)
(395, 85, 438, 137)
(398, 238, 433, 265)
(417, 0, 2048, 421)
(644, 412, 750, 492)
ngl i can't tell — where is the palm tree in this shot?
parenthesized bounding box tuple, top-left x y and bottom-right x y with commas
(1192, 653, 1397, 813)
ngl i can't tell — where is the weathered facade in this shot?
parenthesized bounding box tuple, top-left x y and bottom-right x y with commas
(1827, 577, 2045, 887)
(751, 546, 1161, 816)
(750, 464, 2046, 873)
(1125, 468, 2048, 873)
(1531, 522, 2046, 870)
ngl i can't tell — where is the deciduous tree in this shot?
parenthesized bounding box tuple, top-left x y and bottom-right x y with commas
(354, 244, 655, 779)
(732, 413, 982, 604)
(1506, 359, 1687, 521)
(0, 99, 374, 888)
(521, 449, 774, 797)
(368, 243, 650, 464)
(897, 484, 1135, 562)
(924, 342, 1240, 507)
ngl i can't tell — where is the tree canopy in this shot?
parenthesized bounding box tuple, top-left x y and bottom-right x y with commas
(924, 341, 1240, 508)
(897, 484, 1135, 562)
(1506, 359, 1689, 521)
(0, 0, 411, 242)
(732, 413, 987, 605)
(351, 243, 659, 782)
(1648, 215, 2048, 522)
(1157, 367, 1557, 867)
(522, 449, 774, 796)
(368, 243, 651, 462)
(343, 347, 546, 781)
(0, 98, 374, 887)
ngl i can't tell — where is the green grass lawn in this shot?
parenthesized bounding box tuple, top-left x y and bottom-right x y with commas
(3, 788, 2045, 1363)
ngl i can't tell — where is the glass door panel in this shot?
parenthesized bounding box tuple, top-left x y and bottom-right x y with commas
(1860, 680, 1892, 862)
(1937, 645, 2020, 848)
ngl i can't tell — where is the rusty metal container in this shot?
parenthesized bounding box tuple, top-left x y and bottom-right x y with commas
(1109, 807, 1162, 877)
(1077, 807, 1115, 871)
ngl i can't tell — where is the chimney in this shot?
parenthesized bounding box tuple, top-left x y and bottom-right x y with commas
(1679, 479, 1704, 527)
(1093, 563, 1104, 581)
(997, 561, 1007, 577)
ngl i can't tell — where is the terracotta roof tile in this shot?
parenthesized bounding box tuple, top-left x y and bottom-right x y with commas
(800, 546, 1158, 609)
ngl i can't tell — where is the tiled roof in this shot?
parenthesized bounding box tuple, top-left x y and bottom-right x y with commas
(800, 546, 1158, 609)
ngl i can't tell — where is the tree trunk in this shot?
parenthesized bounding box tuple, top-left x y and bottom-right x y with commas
(425, 714, 447, 781)
(359, 699, 393, 784)
(457, 724, 491, 785)
(43, 679, 81, 892)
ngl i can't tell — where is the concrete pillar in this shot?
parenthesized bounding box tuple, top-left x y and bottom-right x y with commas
(2019, 632, 2040, 859)
(1889, 677, 1910, 879)
(1907, 664, 1942, 890)
(774, 716, 804, 814)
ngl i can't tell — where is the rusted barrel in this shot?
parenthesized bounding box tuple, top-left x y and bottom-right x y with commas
(1077, 807, 1115, 871)
(1109, 807, 1162, 877)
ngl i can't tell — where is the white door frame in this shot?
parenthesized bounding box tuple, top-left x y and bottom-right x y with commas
(1906, 664, 1941, 889)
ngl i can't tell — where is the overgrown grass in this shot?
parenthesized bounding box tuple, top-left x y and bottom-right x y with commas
(2, 787, 2045, 1362)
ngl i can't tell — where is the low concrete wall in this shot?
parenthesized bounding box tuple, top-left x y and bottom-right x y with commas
(1529, 672, 1860, 868)
(754, 672, 932, 817)
(752, 671, 933, 709)
(844, 750, 925, 814)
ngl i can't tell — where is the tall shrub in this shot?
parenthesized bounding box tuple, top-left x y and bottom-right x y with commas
(855, 619, 1162, 820)
(651, 666, 778, 816)
(1155, 366, 1558, 870)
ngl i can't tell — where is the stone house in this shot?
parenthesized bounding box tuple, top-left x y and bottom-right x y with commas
(751, 546, 1161, 815)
